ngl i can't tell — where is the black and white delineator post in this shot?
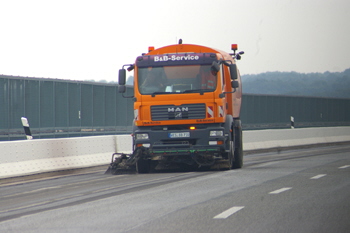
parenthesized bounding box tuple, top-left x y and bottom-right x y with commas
(21, 117, 33, 140)
(290, 116, 295, 129)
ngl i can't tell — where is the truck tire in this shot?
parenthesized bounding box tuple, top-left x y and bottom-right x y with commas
(226, 140, 234, 169)
(232, 126, 243, 169)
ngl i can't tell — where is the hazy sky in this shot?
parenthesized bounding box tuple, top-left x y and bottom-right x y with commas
(1, 0, 349, 82)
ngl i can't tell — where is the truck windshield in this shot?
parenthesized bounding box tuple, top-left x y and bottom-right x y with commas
(138, 65, 217, 95)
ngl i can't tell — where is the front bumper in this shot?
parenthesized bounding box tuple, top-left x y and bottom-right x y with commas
(134, 124, 229, 158)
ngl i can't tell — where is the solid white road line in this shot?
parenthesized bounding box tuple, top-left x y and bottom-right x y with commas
(339, 165, 350, 169)
(269, 187, 292, 194)
(310, 174, 327, 179)
(213, 206, 245, 219)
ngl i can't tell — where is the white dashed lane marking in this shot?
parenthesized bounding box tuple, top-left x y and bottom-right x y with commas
(339, 165, 350, 169)
(213, 206, 245, 219)
(269, 187, 292, 194)
(310, 174, 327, 179)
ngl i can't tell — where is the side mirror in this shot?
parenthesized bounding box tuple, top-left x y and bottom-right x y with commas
(118, 69, 126, 85)
(211, 61, 220, 73)
(219, 80, 239, 98)
(231, 80, 239, 88)
(118, 85, 126, 93)
(229, 64, 238, 80)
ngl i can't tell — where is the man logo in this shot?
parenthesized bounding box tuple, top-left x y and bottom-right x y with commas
(168, 106, 189, 119)
(168, 107, 189, 112)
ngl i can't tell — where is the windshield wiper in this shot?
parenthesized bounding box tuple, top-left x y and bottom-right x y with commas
(150, 90, 212, 97)
(182, 89, 212, 94)
(150, 92, 174, 97)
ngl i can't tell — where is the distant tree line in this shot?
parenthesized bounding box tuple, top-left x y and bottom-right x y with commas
(242, 68, 350, 99)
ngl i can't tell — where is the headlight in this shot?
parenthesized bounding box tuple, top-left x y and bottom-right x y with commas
(209, 130, 223, 137)
(135, 133, 149, 140)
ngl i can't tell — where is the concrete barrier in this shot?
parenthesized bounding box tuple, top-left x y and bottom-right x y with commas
(0, 127, 349, 179)
(243, 127, 350, 151)
(0, 135, 132, 179)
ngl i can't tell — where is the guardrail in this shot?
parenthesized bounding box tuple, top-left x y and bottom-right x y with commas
(1, 127, 349, 179)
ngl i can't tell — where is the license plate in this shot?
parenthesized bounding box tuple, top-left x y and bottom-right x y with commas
(168, 132, 190, 138)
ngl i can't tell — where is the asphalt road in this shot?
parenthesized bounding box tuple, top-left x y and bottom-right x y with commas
(0, 144, 349, 233)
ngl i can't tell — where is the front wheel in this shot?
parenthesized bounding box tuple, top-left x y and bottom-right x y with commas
(232, 126, 243, 169)
(225, 140, 234, 169)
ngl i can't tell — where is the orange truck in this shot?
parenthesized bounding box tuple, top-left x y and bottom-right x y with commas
(115, 40, 244, 173)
